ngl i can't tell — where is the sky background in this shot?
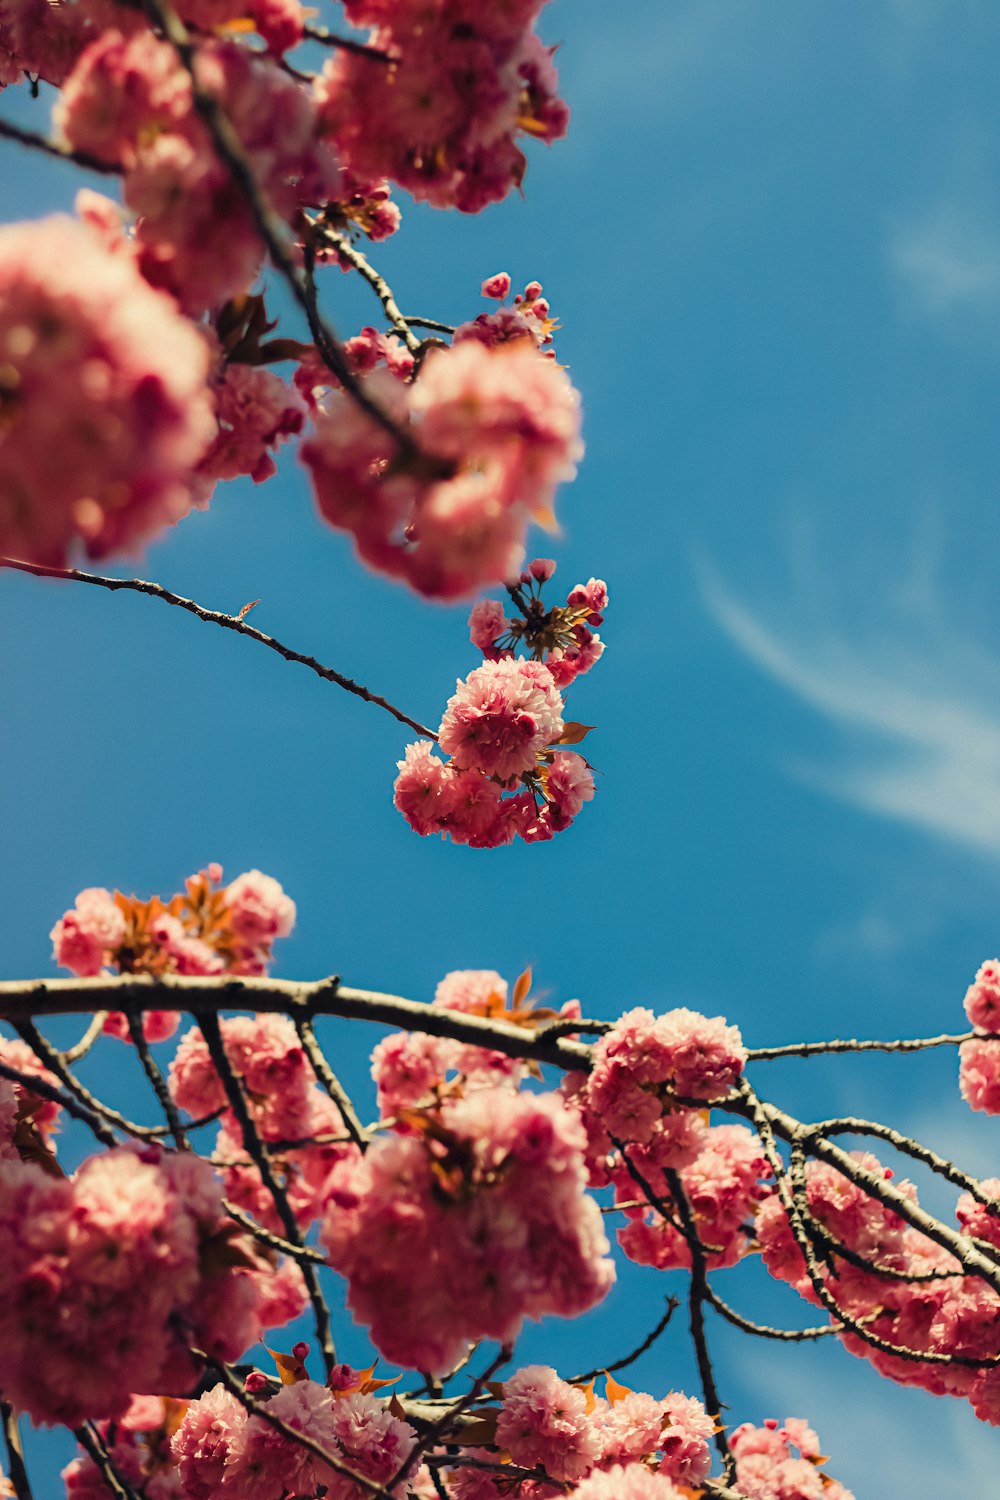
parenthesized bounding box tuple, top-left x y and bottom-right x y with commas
(3, 0, 1000, 1492)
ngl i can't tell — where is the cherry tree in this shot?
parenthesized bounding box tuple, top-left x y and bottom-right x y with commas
(1, 1, 999, 1497)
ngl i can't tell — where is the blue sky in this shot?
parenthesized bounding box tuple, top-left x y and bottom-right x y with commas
(4, 0, 1000, 1492)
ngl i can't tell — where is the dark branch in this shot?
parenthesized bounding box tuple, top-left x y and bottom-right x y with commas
(0, 116, 121, 175)
(0, 559, 437, 739)
(570, 1296, 679, 1382)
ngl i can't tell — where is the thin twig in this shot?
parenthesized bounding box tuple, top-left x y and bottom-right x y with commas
(662, 1166, 734, 1482)
(222, 1197, 328, 1263)
(814, 1114, 999, 1213)
(127, 1012, 189, 1149)
(570, 1296, 679, 1383)
(394, 1346, 512, 1486)
(199, 1012, 336, 1374)
(301, 24, 392, 60)
(0, 116, 121, 175)
(74, 1426, 140, 1500)
(294, 1013, 369, 1152)
(138, 0, 417, 456)
(743, 1084, 1000, 1369)
(0, 1058, 115, 1147)
(747, 1029, 986, 1061)
(60, 1012, 108, 1064)
(12, 1021, 154, 1144)
(704, 1286, 859, 1342)
(0, 1401, 32, 1500)
(317, 229, 422, 353)
(0, 559, 437, 739)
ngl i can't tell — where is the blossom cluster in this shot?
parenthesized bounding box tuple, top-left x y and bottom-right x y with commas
(170, 1376, 418, 1500)
(1, 0, 581, 600)
(757, 1149, 1000, 1425)
(371, 966, 570, 1116)
(730, 1418, 856, 1500)
(302, 337, 582, 600)
(482, 1366, 714, 1490)
(959, 958, 1000, 1114)
(315, 0, 568, 212)
(0, 1145, 261, 1425)
(322, 1086, 614, 1372)
(394, 560, 604, 846)
(50, 864, 295, 1041)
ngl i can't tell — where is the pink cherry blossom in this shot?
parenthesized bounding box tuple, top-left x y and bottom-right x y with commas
(959, 1037, 1000, 1114)
(224, 869, 296, 944)
(571, 1464, 687, 1500)
(439, 658, 564, 780)
(0, 215, 215, 565)
(495, 1366, 602, 1482)
(321, 1088, 613, 1372)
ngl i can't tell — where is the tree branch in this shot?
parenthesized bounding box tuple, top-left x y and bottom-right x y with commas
(198, 1013, 336, 1374)
(0, 116, 121, 175)
(0, 975, 592, 1070)
(0, 1401, 33, 1500)
(0, 558, 438, 739)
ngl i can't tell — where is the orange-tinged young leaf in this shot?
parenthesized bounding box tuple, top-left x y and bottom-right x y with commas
(456, 1409, 501, 1447)
(217, 14, 256, 29)
(555, 722, 596, 746)
(163, 1399, 190, 1439)
(237, 599, 260, 621)
(603, 1372, 633, 1405)
(533, 504, 559, 533)
(676, 1487, 704, 1499)
(485, 1382, 506, 1399)
(570, 1378, 597, 1415)
(267, 1346, 309, 1385)
(512, 966, 532, 1007)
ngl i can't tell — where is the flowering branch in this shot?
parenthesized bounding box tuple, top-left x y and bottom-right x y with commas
(662, 1167, 734, 1482)
(0, 559, 438, 739)
(138, 0, 420, 459)
(198, 1012, 337, 1374)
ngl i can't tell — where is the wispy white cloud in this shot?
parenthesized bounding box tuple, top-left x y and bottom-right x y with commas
(698, 557, 1000, 857)
(890, 204, 1000, 316)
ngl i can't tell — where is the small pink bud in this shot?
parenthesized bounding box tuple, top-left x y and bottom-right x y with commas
(528, 557, 556, 582)
(245, 1371, 271, 1394)
(292, 1341, 310, 1360)
(206, 862, 223, 883)
(481, 271, 512, 300)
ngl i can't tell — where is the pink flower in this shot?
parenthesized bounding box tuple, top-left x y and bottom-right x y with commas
(393, 740, 452, 835)
(730, 1420, 855, 1500)
(224, 869, 296, 943)
(50, 888, 126, 976)
(0, 214, 215, 565)
(965, 959, 1000, 1032)
(197, 362, 305, 488)
(572, 1464, 687, 1500)
(956, 1179, 1000, 1249)
(439, 658, 564, 780)
(0, 1147, 260, 1425)
(616, 1124, 768, 1271)
(496, 1366, 602, 1482)
(303, 340, 582, 601)
(960, 1037, 1000, 1114)
(322, 1088, 613, 1373)
(482, 272, 512, 300)
(171, 1384, 246, 1499)
(587, 1007, 746, 1148)
(547, 751, 595, 820)
(315, 5, 567, 213)
(469, 598, 509, 654)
